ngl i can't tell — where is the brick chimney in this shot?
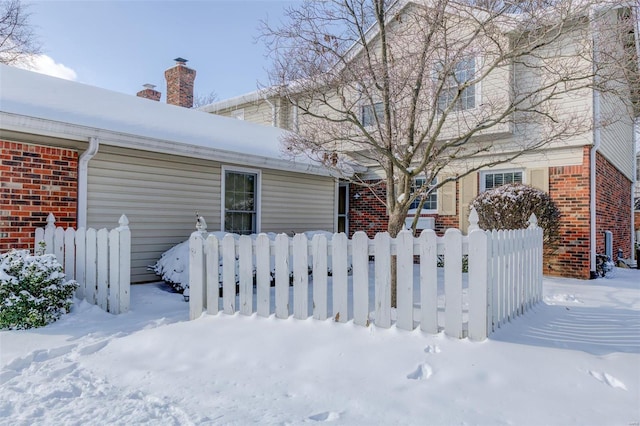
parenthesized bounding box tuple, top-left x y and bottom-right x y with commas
(165, 57, 196, 108)
(136, 83, 161, 101)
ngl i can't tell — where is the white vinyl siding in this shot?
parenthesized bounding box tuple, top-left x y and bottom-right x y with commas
(87, 147, 221, 283)
(261, 170, 336, 233)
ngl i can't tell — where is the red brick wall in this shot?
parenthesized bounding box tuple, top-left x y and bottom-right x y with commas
(0, 140, 78, 252)
(595, 151, 632, 260)
(546, 146, 591, 279)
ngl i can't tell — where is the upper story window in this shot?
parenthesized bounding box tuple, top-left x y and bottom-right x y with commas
(436, 57, 477, 112)
(409, 177, 438, 212)
(481, 169, 523, 191)
(231, 109, 245, 120)
(361, 101, 383, 127)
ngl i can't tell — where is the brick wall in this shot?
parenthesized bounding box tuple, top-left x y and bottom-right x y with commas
(595, 151, 632, 260)
(349, 181, 388, 238)
(0, 140, 78, 252)
(165, 62, 196, 108)
(546, 146, 591, 279)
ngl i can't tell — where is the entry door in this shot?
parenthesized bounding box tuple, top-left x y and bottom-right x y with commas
(338, 184, 349, 234)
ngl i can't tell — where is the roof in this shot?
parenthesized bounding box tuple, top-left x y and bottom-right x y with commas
(0, 64, 332, 176)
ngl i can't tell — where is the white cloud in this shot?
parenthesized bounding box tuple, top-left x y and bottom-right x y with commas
(15, 54, 77, 81)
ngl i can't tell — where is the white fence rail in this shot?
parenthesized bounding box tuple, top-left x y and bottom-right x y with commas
(189, 210, 542, 340)
(35, 213, 131, 314)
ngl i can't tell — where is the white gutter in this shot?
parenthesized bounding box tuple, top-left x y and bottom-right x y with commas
(77, 137, 99, 228)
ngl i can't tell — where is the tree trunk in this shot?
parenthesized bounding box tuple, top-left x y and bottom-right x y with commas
(387, 211, 406, 308)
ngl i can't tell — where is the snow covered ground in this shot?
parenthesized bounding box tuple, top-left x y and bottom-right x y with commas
(1, 268, 638, 425)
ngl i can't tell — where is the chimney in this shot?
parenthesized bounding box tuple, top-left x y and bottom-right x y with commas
(136, 83, 161, 101)
(165, 57, 196, 108)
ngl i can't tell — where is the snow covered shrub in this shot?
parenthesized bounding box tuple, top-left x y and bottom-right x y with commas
(470, 183, 560, 253)
(0, 249, 78, 330)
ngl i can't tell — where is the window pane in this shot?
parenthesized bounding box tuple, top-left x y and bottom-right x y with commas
(224, 171, 257, 234)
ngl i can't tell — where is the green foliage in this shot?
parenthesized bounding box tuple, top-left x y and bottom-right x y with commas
(0, 249, 78, 330)
(437, 254, 469, 273)
(470, 183, 561, 253)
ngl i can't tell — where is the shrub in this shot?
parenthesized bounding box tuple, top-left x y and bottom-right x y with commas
(470, 183, 561, 253)
(0, 249, 78, 330)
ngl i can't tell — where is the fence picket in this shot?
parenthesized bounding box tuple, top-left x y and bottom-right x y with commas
(419, 230, 438, 333)
(396, 230, 414, 331)
(64, 228, 75, 281)
(468, 229, 488, 341)
(444, 229, 463, 338)
(85, 229, 97, 305)
(312, 234, 328, 320)
(275, 234, 289, 319)
(222, 234, 236, 314)
(117, 216, 130, 314)
(293, 234, 309, 319)
(108, 228, 120, 314)
(255, 234, 270, 317)
(54, 227, 64, 261)
(332, 233, 348, 322)
(374, 233, 391, 328)
(96, 229, 109, 311)
(75, 228, 86, 300)
(239, 235, 253, 316)
(352, 232, 369, 326)
(206, 235, 220, 315)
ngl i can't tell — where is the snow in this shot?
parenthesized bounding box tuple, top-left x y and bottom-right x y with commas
(1, 268, 639, 425)
(0, 64, 317, 168)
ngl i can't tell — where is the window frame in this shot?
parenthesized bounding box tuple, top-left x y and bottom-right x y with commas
(221, 165, 261, 234)
(435, 56, 479, 113)
(408, 176, 438, 215)
(360, 101, 384, 128)
(480, 169, 524, 192)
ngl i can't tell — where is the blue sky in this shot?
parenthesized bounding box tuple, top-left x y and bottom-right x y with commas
(26, 1, 297, 102)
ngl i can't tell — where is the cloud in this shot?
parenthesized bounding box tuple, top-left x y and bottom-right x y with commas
(14, 54, 77, 81)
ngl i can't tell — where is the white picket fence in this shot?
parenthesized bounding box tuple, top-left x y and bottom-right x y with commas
(35, 213, 131, 314)
(188, 209, 543, 340)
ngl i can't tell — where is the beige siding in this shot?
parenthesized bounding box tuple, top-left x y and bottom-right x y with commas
(87, 147, 221, 283)
(214, 101, 274, 127)
(261, 170, 336, 233)
(598, 91, 635, 181)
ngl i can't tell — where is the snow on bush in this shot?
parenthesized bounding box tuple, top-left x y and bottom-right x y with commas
(0, 249, 78, 330)
(151, 231, 341, 293)
(470, 183, 560, 252)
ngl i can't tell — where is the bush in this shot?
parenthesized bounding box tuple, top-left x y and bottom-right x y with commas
(470, 183, 560, 252)
(0, 249, 78, 330)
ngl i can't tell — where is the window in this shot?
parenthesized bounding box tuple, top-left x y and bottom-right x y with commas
(224, 169, 258, 234)
(481, 170, 523, 191)
(409, 177, 437, 212)
(436, 57, 476, 112)
(230, 109, 244, 120)
(361, 101, 383, 127)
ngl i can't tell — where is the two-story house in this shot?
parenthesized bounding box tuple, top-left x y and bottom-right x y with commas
(202, 1, 639, 279)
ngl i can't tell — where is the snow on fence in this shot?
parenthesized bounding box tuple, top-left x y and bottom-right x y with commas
(34, 213, 131, 314)
(188, 209, 542, 340)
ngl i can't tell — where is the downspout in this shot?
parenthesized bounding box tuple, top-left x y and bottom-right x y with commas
(589, 9, 601, 278)
(77, 137, 99, 228)
(631, 6, 640, 264)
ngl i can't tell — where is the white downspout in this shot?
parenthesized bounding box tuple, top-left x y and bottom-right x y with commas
(263, 95, 277, 127)
(77, 137, 99, 228)
(589, 9, 601, 277)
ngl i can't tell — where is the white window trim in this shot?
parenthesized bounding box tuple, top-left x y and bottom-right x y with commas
(480, 168, 524, 192)
(408, 176, 438, 215)
(221, 165, 261, 233)
(435, 55, 482, 114)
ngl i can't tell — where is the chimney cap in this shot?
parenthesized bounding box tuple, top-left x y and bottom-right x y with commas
(142, 83, 157, 90)
(173, 57, 188, 64)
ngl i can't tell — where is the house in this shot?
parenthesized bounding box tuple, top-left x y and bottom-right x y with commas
(0, 62, 338, 283)
(202, 1, 639, 279)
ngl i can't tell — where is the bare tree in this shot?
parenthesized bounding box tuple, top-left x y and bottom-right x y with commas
(0, 0, 40, 65)
(261, 0, 636, 303)
(192, 90, 219, 109)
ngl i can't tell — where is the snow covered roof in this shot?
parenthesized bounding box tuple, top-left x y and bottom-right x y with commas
(0, 64, 331, 176)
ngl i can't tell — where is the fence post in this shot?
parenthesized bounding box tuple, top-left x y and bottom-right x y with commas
(189, 229, 206, 320)
(117, 215, 130, 313)
(293, 233, 309, 319)
(374, 232, 391, 328)
(206, 234, 220, 315)
(332, 233, 348, 323)
(352, 232, 370, 327)
(468, 228, 489, 341)
(419, 229, 438, 334)
(396, 230, 414, 331)
(312, 234, 328, 320)
(239, 235, 253, 316)
(44, 213, 55, 254)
